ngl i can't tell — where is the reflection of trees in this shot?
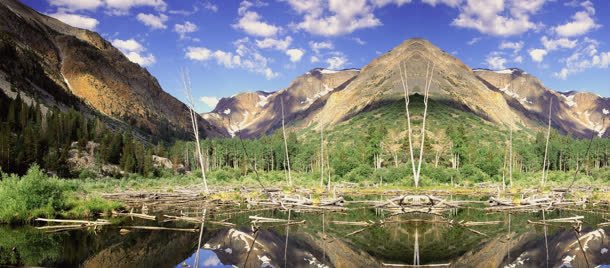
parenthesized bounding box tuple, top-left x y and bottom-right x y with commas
(0, 227, 61, 266)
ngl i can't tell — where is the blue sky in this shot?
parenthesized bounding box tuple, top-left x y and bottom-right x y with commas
(23, 0, 610, 112)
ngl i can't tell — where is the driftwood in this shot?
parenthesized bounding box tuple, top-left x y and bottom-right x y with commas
(320, 197, 345, 206)
(163, 214, 236, 227)
(35, 218, 111, 226)
(382, 263, 451, 267)
(118, 226, 198, 232)
(112, 210, 156, 221)
(488, 197, 512, 206)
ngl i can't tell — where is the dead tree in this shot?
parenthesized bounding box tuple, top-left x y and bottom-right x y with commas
(541, 99, 553, 186)
(320, 127, 324, 188)
(280, 99, 292, 185)
(398, 61, 435, 187)
(509, 125, 513, 188)
(182, 69, 209, 193)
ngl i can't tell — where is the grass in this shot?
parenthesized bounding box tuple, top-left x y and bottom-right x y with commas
(0, 165, 120, 224)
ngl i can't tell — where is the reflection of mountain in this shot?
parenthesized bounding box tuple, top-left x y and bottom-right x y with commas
(455, 227, 610, 268)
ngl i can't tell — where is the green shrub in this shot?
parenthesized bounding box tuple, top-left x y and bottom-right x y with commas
(344, 164, 374, 182)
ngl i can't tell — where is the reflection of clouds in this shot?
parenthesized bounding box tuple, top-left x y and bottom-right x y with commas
(202, 255, 221, 266)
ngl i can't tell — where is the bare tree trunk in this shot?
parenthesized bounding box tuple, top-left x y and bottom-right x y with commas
(182, 70, 209, 193)
(509, 126, 513, 188)
(541, 99, 552, 186)
(280, 99, 292, 185)
(398, 61, 434, 187)
(320, 127, 324, 188)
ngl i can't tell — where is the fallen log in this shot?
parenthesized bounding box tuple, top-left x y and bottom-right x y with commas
(320, 197, 345, 206)
(112, 211, 156, 221)
(117, 226, 198, 232)
(382, 263, 451, 267)
(488, 197, 513, 206)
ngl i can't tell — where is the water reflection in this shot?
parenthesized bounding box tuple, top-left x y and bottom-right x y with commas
(177, 249, 232, 268)
(1, 201, 609, 267)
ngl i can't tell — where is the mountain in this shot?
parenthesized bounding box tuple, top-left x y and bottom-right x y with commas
(0, 0, 222, 140)
(474, 68, 610, 137)
(203, 67, 359, 137)
(205, 38, 609, 138)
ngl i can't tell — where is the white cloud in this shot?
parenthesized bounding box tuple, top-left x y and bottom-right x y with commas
(485, 54, 507, 69)
(112, 38, 144, 52)
(185, 47, 211, 61)
(286, 48, 305, 62)
(370, 0, 412, 7)
(554, 38, 610, 79)
(174, 21, 198, 39)
(256, 36, 293, 51)
(310, 56, 320, 63)
(234, 2, 279, 37)
(327, 55, 348, 69)
(234, 11, 280, 37)
(514, 55, 523, 63)
(105, 0, 167, 14)
(353, 37, 366, 45)
(200, 96, 219, 109)
(309, 41, 334, 54)
(541, 36, 577, 51)
(186, 39, 278, 79)
(421, 0, 461, 7)
(529, 48, 548, 62)
(48, 13, 99, 30)
(202, 1, 218, 12)
(136, 13, 168, 29)
(554, 11, 599, 37)
(499, 41, 524, 53)
(467, 37, 482, 45)
(48, 0, 102, 11)
(451, 0, 545, 36)
(112, 38, 156, 66)
(289, 0, 383, 36)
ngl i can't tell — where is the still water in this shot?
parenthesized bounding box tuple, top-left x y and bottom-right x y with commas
(1, 196, 609, 268)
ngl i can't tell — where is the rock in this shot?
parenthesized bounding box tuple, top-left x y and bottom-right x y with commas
(152, 155, 173, 170)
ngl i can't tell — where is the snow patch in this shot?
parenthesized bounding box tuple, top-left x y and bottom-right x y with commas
(603, 109, 609, 115)
(498, 84, 532, 105)
(494, 69, 516, 74)
(258, 255, 273, 268)
(582, 111, 606, 137)
(503, 254, 529, 268)
(320, 69, 339, 74)
(223, 109, 231, 115)
(561, 94, 576, 107)
(228, 229, 264, 252)
(224, 248, 233, 254)
(560, 255, 575, 268)
(257, 94, 270, 107)
(304, 252, 329, 268)
(303, 84, 334, 106)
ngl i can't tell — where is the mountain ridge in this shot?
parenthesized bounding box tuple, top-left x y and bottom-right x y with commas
(204, 38, 609, 139)
(0, 0, 223, 140)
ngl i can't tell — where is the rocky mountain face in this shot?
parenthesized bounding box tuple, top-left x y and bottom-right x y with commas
(474, 68, 610, 137)
(0, 0, 222, 140)
(205, 38, 609, 138)
(203, 68, 359, 137)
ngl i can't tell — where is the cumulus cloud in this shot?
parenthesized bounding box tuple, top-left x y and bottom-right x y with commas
(174, 21, 198, 39)
(553, 10, 599, 37)
(449, 0, 545, 36)
(421, 0, 461, 7)
(554, 38, 610, 79)
(111, 38, 156, 66)
(541, 36, 578, 51)
(310, 55, 320, 63)
(199, 96, 219, 109)
(233, 1, 279, 37)
(529, 48, 548, 63)
(485, 54, 507, 69)
(256, 36, 293, 51)
(49, 0, 167, 14)
(136, 13, 168, 29)
(286, 48, 305, 62)
(327, 55, 348, 69)
(48, 12, 99, 30)
(48, 0, 102, 11)
(309, 41, 334, 54)
(499, 41, 524, 53)
(186, 39, 278, 79)
(288, 0, 403, 36)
